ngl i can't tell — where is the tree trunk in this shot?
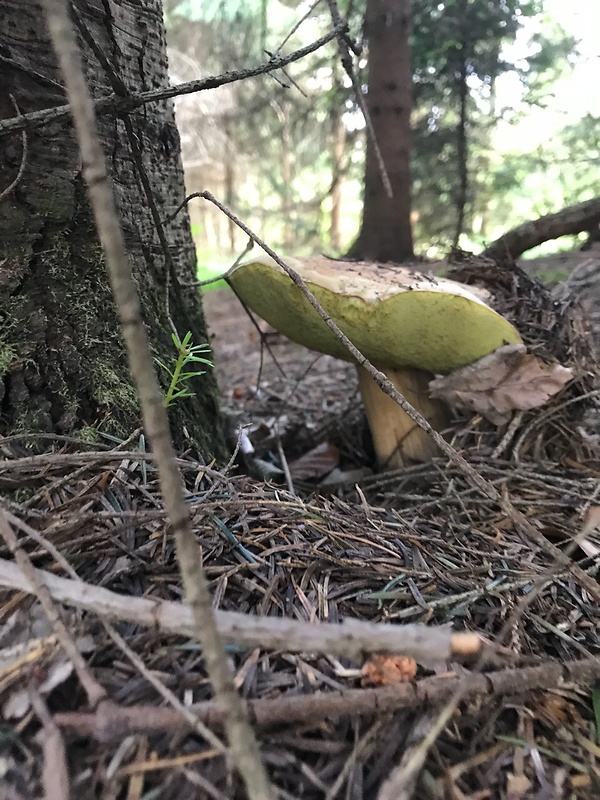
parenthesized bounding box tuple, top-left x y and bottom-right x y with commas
(0, 0, 226, 460)
(348, 0, 414, 262)
(329, 87, 347, 253)
(453, 0, 469, 250)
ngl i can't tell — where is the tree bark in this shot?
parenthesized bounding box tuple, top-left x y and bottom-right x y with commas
(483, 197, 600, 262)
(0, 0, 226, 460)
(348, 0, 414, 262)
(453, 0, 469, 250)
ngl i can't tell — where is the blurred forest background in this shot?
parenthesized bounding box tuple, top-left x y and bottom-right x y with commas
(163, 0, 599, 281)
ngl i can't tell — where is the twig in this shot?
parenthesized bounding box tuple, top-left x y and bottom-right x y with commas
(0, 432, 113, 448)
(53, 657, 600, 739)
(377, 704, 454, 800)
(0, 555, 484, 663)
(0, 450, 200, 471)
(0, 52, 66, 92)
(276, 434, 296, 495)
(1, 508, 79, 579)
(226, 278, 288, 380)
(491, 412, 524, 459)
(272, 0, 324, 57)
(389, 573, 570, 621)
(0, 511, 105, 707)
(188, 190, 600, 603)
(0, 25, 345, 139)
(40, 3, 274, 799)
(326, 718, 388, 800)
(6, 507, 229, 756)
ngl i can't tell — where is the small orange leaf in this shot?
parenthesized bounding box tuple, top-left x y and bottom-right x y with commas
(361, 655, 417, 686)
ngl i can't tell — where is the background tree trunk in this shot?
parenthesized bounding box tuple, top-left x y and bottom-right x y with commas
(348, 0, 414, 262)
(0, 0, 226, 460)
(452, 0, 469, 250)
(329, 94, 347, 253)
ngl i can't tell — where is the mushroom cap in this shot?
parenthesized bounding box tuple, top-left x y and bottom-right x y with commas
(226, 254, 522, 374)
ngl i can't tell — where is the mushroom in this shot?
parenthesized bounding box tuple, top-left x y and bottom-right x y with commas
(226, 254, 522, 469)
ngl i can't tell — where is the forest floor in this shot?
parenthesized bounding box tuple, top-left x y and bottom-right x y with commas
(2, 260, 600, 799)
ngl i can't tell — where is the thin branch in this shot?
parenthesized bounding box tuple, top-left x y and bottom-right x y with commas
(0, 449, 200, 471)
(0, 24, 345, 139)
(0, 51, 66, 92)
(5, 509, 229, 754)
(0, 556, 485, 663)
(272, 0, 324, 56)
(101, 620, 227, 755)
(53, 657, 600, 739)
(377, 704, 454, 800)
(188, 190, 600, 603)
(40, 3, 274, 799)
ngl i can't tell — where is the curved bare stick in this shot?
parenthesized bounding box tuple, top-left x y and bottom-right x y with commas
(484, 197, 600, 261)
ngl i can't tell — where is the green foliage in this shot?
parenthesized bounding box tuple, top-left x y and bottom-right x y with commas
(408, 0, 575, 251)
(156, 331, 214, 408)
(165, 0, 589, 259)
(481, 112, 599, 246)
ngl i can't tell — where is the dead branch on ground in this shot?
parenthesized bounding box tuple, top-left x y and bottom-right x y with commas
(484, 197, 600, 261)
(52, 657, 600, 740)
(0, 556, 485, 664)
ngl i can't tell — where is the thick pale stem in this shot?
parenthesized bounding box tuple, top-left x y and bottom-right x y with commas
(356, 365, 451, 469)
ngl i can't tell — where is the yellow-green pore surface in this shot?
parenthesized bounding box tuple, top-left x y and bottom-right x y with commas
(227, 256, 522, 374)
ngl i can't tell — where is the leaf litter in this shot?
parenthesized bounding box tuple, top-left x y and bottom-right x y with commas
(0, 258, 600, 798)
(429, 343, 573, 424)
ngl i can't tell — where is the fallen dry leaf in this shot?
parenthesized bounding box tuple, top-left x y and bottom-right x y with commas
(429, 344, 573, 424)
(288, 442, 340, 480)
(361, 655, 417, 686)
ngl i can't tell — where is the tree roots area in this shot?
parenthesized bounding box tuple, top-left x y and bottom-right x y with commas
(1, 259, 600, 799)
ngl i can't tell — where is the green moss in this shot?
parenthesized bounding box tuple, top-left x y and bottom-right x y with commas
(0, 340, 17, 374)
(12, 395, 53, 434)
(77, 425, 101, 444)
(91, 361, 139, 413)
